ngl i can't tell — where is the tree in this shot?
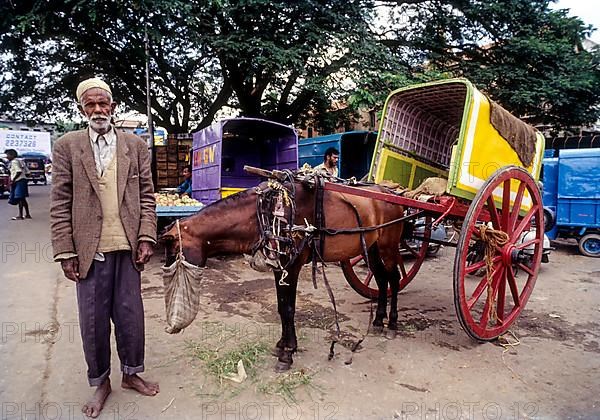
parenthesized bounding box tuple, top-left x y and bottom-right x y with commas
(2, 0, 599, 133)
(368, 0, 600, 131)
(0, 0, 228, 133)
(0, 0, 384, 132)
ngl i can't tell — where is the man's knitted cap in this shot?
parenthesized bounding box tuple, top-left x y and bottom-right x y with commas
(76, 77, 112, 102)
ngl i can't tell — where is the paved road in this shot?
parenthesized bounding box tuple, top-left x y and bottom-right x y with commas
(0, 185, 66, 417)
(1, 185, 600, 419)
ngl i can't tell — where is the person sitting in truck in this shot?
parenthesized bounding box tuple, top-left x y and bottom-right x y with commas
(176, 165, 192, 196)
(314, 147, 339, 177)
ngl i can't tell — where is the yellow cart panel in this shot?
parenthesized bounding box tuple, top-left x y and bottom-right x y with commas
(369, 78, 544, 212)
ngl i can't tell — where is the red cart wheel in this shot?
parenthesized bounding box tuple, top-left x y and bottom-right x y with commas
(341, 216, 432, 299)
(454, 166, 543, 340)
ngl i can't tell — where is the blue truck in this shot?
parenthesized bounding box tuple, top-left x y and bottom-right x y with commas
(542, 148, 600, 257)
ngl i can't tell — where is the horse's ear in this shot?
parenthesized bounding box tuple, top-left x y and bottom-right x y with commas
(158, 223, 177, 243)
(158, 232, 175, 244)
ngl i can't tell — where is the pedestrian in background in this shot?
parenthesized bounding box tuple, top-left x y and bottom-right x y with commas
(50, 77, 159, 418)
(4, 148, 32, 220)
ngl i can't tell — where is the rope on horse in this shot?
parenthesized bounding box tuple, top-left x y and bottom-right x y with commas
(478, 224, 509, 323)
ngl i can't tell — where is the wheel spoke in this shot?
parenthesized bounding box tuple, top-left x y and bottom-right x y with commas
(401, 239, 419, 258)
(363, 271, 374, 287)
(515, 238, 540, 250)
(501, 180, 511, 231)
(350, 255, 363, 267)
(511, 205, 539, 242)
(486, 196, 502, 229)
(478, 266, 504, 328)
(509, 182, 526, 231)
(507, 266, 520, 306)
(517, 263, 535, 276)
(467, 276, 488, 310)
(496, 268, 507, 325)
(465, 255, 500, 274)
(398, 254, 408, 278)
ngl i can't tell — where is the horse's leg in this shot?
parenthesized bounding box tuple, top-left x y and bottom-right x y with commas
(273, 271, 286, 358)
(273, 263, 301, 372)
(367, 245, 388, 332)
(386, 264, 401, 336)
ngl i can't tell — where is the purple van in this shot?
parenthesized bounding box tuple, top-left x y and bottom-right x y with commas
(192, 118, 298, 204)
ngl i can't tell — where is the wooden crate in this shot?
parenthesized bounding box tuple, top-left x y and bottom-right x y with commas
(156, 161, 168, 171)
(167, 162, 178, 171)
(157, 178, 169, 187)
(155, 151, 167, 163)
(157, 170, 168, 179)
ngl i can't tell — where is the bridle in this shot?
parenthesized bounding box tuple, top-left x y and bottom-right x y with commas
(252, 170, 302, 279)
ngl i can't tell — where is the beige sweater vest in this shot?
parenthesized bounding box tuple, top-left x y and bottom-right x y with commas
(97, 153, 131, 252)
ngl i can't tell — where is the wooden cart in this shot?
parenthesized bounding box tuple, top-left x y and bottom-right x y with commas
(331, 78, 545, 340)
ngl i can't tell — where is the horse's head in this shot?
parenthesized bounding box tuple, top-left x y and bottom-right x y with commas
(159, 218, 206, 267)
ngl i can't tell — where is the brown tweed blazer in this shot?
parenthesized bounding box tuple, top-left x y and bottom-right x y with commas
(50, 129, 156, 278)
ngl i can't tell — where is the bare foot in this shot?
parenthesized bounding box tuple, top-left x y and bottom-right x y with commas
(82, 378, 111, 418)
(121, 373, 160, 396)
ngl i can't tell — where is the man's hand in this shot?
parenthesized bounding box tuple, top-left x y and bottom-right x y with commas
(60, 257, 80, 282)
(136, 241, 154, 265)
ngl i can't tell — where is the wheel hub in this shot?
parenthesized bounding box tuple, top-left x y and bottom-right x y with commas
(501, 244, 518, 265)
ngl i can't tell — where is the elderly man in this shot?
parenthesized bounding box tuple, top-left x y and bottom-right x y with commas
(50, 77, 159, 417)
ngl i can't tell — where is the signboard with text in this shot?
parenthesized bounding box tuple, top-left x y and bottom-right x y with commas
(0, 130, 51, 156)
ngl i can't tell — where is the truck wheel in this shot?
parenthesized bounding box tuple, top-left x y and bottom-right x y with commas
(543, 208, 555, 232)
(578, 234, 600, 257)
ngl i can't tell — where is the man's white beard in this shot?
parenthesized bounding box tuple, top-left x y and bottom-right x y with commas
(87, 114, 112, 134)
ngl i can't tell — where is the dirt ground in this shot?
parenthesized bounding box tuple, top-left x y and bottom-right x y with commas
(1, 187, 599, 419)
(127, 239, 599, 419)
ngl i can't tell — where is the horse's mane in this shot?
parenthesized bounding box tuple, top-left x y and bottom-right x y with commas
(204, 188, 252, 209)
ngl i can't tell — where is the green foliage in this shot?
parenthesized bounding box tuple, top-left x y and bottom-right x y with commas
(0, 0, 381, 132)
(1, 0, 599, 133)
(378, 0, 600, 129)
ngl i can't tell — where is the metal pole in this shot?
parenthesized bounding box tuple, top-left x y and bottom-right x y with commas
(144, 25, 156, 188)
(144, 26, 154, 145)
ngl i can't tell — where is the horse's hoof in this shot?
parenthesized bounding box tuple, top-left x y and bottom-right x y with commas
(271, 346, 283, 357)
(372, 325, 384, 334)
(386, 329, 397, 340)
(274, 360, 292, 372)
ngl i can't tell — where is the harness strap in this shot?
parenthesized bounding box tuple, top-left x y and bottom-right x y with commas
(321, 211, 424, 235)
(311, 176, 326, 290)
(176, 219, 184, 260)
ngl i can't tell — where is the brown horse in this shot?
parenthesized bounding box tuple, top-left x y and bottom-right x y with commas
(160, 179, 405, 371)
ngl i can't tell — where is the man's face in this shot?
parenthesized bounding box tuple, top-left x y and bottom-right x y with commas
(79, 88, 116, 134)
(183, 167, 191, 179)
(326, 153, 339, 168)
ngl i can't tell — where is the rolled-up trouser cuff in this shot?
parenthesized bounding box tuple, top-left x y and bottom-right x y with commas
(88, 367, 111, 387)
(122, 364, 144, 375)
